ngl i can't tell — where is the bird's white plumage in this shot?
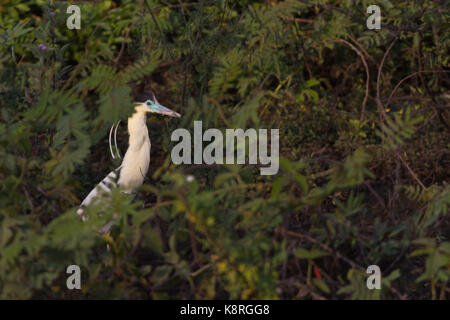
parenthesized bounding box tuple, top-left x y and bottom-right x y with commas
(77, 106, 150, 220)
(77, 98, 180, 232)
(117, 108, 151, 193)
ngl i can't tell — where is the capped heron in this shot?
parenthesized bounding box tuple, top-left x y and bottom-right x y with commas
(77, 93, 181, 230)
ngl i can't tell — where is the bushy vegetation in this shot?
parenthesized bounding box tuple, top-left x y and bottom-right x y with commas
(0, 0, 449, 299)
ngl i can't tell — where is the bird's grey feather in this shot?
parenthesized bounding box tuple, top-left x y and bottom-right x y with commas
(77, 168, 121, 219)
(77, 165, 136, 235)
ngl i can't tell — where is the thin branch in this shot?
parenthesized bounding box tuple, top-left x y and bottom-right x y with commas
(398, 153, 425, 189)
(385, 70, 450, 112)
(416, 34, 450, 131)
(284, 229, 363, 271)
(363, 181, 386, 209)
(328, 39, 370, 124)
(376, 37, 398, 121)
(114, 19, 139, 65)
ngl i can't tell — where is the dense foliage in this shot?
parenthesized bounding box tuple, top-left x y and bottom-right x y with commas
(0, 0, 449, 299)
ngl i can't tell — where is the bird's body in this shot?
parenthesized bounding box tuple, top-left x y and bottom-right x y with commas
(117, 108, 151, 193)
(77, 95, 180, 224)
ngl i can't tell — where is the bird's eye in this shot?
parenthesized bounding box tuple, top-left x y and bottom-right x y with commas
(146, 101, 151, 106)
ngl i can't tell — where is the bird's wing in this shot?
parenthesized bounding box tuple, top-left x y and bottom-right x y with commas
(77, 167, 121, 218)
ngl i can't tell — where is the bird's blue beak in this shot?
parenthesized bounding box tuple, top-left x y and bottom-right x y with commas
(144, 99, 181, 118)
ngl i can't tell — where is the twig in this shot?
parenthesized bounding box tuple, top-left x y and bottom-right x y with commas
(385, 70, 450, 111)
(416, 34, 450, 131)
(22, 186, 34, 213)
(398, 153, 425, 189)
(188, 220, 200, 265)
(328, 39, 370, 124)
(191, 263, 211, 277)
(297, 282, 327, 300)
(284, 229, 363, 271)
(363, 181, 385, 209)
(114, 19, 139, 65)
(376, 37, 398, 121)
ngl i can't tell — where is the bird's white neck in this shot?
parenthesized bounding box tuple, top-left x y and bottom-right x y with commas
(127, 110, 150, 148)
(117, 110, 151, 193)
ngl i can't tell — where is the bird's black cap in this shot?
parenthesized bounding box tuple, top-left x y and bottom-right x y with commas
(137, 92, 156, 103)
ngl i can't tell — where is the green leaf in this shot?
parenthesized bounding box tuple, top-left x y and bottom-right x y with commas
(313, 278, 331, 294)
(271, 177, 285, 199)
(294, 248, 328, 260)
(153, 265, 173, 286)
(99, 85, 134, 123)
(141, 227, 164, 255)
